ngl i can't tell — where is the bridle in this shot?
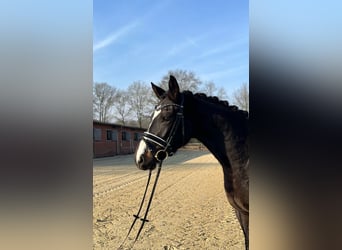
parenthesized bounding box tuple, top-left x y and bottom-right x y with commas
(142, 94, 185, 162)
(118, 94, 185, 249)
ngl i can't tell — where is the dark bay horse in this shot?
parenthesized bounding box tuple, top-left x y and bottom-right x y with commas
(135, 75, 249, 249)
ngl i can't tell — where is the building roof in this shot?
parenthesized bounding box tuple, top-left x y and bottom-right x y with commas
(93, 120, 146, 131)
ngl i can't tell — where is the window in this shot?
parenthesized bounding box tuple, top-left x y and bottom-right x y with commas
(122, 131, 131, 141)
(111, 130, 118, 141)
(106, 130, 112, 140)
(122, 131, 127, 141)
(134, 132, 140, 141)
(93, 128, 101, 141)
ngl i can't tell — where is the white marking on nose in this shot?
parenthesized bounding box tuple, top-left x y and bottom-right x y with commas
(136, 140, 147, 164)
(148, 109, 161, 130)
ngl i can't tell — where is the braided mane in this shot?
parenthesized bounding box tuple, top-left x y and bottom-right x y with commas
(183, 90, 249, 119)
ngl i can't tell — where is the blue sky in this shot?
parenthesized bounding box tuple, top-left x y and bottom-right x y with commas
(93, 0, 248, 96)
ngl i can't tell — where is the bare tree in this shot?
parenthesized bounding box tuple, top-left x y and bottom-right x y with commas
(201, 81, 228, 100)
(202, 81, 217, 96)
(232, 83, 249, 111)
(112, 90, 132, 125)
(216, 87, 228, 100)
(127, 81, 153, 128)
(159, 70, 228, 101)
(93, 82, 118, 122)
(159, 69, 202, 92)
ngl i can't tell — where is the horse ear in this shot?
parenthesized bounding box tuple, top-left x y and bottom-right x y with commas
(168, 75, 180, 101)
(151, 82, 166, 100)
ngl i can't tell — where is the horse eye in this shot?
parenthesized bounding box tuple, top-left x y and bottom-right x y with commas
(163, 105, 172, 112)
(163, 116, 170, 121)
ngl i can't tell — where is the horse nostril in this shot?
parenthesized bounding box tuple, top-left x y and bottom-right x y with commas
(138, 155, 144, 164)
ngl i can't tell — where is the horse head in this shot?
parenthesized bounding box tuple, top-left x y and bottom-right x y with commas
(135, 75, 190, 170)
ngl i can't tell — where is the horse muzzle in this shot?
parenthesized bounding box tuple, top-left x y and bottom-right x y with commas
(135, 140, 157, 170)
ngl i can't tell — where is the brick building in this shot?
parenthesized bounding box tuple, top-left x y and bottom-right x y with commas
(93, 121, 146, 158)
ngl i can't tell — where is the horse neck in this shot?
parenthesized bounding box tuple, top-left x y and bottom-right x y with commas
(188, 97, 248, 169)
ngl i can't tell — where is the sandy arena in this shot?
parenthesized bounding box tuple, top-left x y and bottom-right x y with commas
(93, 149, 244, 249)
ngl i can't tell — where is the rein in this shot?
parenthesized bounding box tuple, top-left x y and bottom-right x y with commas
(118, 95, 185, 249)
(118, 162, 163, 249)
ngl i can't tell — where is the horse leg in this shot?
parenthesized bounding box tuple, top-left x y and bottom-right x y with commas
(235, 210, 249, 250)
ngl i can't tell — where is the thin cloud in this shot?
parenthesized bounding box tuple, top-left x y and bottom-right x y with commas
(198, 37, 247, 59)
(201, 65, 247, 80)
(166, 36, 201, 57)
(93, 21, 139, 52)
